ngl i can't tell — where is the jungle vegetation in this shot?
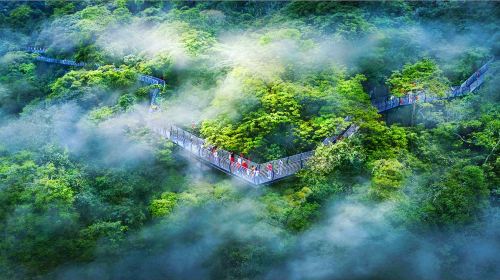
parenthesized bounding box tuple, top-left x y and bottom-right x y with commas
(0, 1, 498, 279)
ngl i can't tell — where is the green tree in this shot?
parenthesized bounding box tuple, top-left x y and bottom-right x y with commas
(369, 158, 407, 201)
(49, 66, 138, 107)
(8, 5, 34, 28)
(387, 58, 450, 97)
(361, 121, 408, 161)
(420, 165, 489, 227)
(0, 152, 80, 275)
(77, 221, 127, 260)
(0, 52, 42, 114)
(149, 192, 178, 217)
(88, 106, 114, 122)
(286, 202, 319, 232)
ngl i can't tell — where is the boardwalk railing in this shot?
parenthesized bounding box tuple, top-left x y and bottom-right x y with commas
(28, 48, 166, 89)
(148, 122, 359, 185)
(35, 55, 86, 67)
(372, 59, 493, 113)
(23, 47, 494, 185)
(138, 74, 166, 86)
(25, 47, 47, 54)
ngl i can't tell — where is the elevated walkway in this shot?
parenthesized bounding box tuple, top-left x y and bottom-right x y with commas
(23, 47, 494, 185)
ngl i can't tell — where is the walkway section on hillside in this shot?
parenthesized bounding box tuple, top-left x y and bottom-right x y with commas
(372, 59, 492, 112)
(149, 122, 359, 185)
(24, 47, 494, 185)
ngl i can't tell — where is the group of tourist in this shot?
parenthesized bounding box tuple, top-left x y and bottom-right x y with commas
(170, 125, 289, 184)
(206, 147, 285, 183)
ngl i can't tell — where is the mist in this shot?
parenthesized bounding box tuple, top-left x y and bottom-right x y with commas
(48, 199, 499, 280)
(83, 17, 498, 128)
(0, 2, 498, 280)
(0, 102, 155, 169)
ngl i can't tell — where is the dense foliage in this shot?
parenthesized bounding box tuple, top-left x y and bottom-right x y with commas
(0, 1, 498, 279)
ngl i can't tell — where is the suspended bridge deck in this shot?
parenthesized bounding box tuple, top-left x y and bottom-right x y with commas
(23, 47, 494, 185)
(148, 121, 359, 185)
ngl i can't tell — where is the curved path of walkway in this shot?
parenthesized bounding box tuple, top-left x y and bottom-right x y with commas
(23, 47, 493, 185)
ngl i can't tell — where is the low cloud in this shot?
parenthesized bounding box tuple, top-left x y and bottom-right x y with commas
(0, 102, 155, 168)
(49, 199, 500, 280)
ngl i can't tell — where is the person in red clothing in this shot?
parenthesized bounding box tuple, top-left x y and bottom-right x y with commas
(242, 160, 249, 176)
(236, 156, 242, 173)
(267, 163, 273, 179)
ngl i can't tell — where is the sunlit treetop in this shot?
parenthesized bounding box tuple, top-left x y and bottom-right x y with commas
(387, 58, 450, 97)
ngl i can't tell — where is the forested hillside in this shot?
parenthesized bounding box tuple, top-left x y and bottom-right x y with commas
(0, 1, 499, 279)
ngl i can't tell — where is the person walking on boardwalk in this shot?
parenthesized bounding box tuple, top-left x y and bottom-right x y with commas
(236, 156, 242, 173)
(242, 160, 249, 176)
(267, 163, 273, 179)
(213, 148, 219, 165)
(229, 152, 235, 172)
(277, 159, 284, 175)
(247, 159, 253, 177)
(253, 166, 260, 184)
(209, 146, 214, 161)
